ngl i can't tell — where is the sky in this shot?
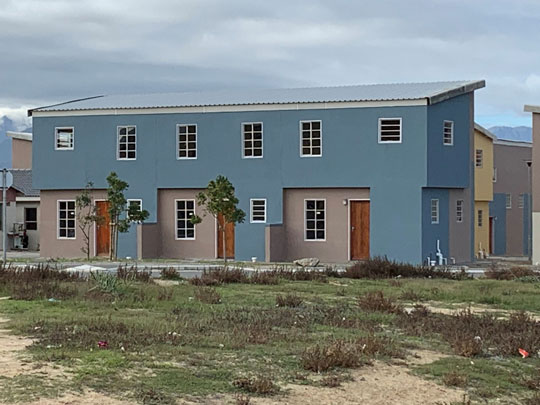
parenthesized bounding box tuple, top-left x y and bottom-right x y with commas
(1, 0, 539, 129)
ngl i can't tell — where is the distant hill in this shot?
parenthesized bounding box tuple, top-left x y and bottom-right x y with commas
(489, 126, 532, 143)
(0, 116, 32, 169)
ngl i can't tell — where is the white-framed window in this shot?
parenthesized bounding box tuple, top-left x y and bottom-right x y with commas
(477, 209, 483, 227)
(177, 124, 197, 159)
(127, 199, 142, 221)
(305, 199, 325, 240)
(493, 168, 497, 183)
(250, 199, 266, 223)
(379, 118, 402, 143)
(506, 193, 512, 209)
(175, 199, 195, 240)
(456, 199, 464, 223)
(243, 123, 263, 158)
(443, 120, 454, 145)
(431, 199, 439, 224)
(58, 200, 76, 239)
(475, 149, 483, 168)
(55, 127, 74, 150)
(117, 126, 136, 160)
(300, 120, 322, 157)
(519, 194, 525, 209)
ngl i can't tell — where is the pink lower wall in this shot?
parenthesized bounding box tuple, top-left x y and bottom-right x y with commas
(281, 188, 370, 262)
(40, 190, 107, 258)
(12, 139, 32, 169)
(157, 189, 216, 259)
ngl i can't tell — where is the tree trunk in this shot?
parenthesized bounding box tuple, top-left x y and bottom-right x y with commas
(222, 226, 227, 267)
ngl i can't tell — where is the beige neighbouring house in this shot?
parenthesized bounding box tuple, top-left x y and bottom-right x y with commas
(1, 131, 40, 251)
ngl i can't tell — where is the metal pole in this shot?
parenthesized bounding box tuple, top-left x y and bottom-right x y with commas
(2, 168, 6, 263)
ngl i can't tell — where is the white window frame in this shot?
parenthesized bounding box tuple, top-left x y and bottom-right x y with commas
(304, 198, 326, 241)
(299, 120, 323, 157)
(117, 125, 137, 160)
(57, 200, 76, 239)
(475, 149, 483, 168)
(127, 199, 143, 221)
(493, 168, 497, 183)
(177, 124, 197, 160)
(250, 198, 267, 223)
(456, 199, 463, 223)
(506, 193, 512, 209)
(378, 117, 402, 144)
(242, 122, 263, 159)
(477, 209, 483, 227)
(175, 199, 196, 240)
(519, 194, 525, 209)
(54, 127, 74, 150)
(431, 199, 439, 224)
(443, 120, 454, 146)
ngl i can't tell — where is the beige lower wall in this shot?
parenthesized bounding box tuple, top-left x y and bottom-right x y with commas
(281, 188, 370, 262)
(265, 224, 286, 262)
(138, 223, 159, 259)
(16, 201, 40, 251)
(40, 190, 107, 258)
(157, 189, 216, 259)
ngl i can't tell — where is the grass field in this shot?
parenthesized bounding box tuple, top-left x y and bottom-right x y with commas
(0, 263, 539, 404)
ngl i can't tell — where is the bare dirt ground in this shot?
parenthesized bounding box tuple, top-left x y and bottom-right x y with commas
(0, 316, 464, 405)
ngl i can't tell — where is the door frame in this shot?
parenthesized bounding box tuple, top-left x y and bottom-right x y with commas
(347, 198, 370, 261)
(93, 199, 109, 258)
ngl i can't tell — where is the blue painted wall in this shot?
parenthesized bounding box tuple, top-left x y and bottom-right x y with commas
(33, 95, 473, 263)
(490, 193, 507, 255)
(422, 188, 449, 262)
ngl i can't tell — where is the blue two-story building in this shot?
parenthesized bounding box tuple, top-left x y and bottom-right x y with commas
(30, 80, 484, 264)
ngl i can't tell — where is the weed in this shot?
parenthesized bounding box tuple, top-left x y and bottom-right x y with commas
(194, 287, 222, 304)
(524, 392, 540, 405)
(89, 272, 124, 295)
(320, 374, 345, 387)
(235, 394, 251, 405)
(301, 339, 367, 372)
(358, 290, 403, 314)
(485, 266, 536, 280)
(249, 271, 280, 285)
(399, 289, 424, 301)
(233, 376, 277, 395)
(276, 293, 303, 308)
(442, 371, 468, 387)
(388, 279, 403, 288)
(137, 387, 176, 405)
(160, 267, 181, 280)
(117, 265, 151, 282)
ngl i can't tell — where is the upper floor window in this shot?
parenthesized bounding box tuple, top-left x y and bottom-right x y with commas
(431, 199, 439, 224)
(175, 199, 195, 240)
(55, 127, 74, 150)
(58, 200, 76, 239)
(506, 193, 512, 209)
(300, 121, 322, 157)
(456, 199, 463, 223)
(117, 126, 136, 160)
(305, 199, 325, 240)
(177, 124, 197, 159)
(475, 149, 483, 168)
(443, 120, 454, 145)
(250, 199, 266, 223)
(379, 118, 402, 143)
(243, 123, 263, 158)
(477, 209, 483, 227)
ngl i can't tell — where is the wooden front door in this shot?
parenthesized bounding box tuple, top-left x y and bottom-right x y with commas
(217, 214, 235, 259)
(95, 201, 111, 256)
(350, 201, 370, 260)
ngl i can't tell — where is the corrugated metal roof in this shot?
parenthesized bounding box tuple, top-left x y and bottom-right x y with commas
(31, 80, 485, 114)
(10, 169, 39, 197)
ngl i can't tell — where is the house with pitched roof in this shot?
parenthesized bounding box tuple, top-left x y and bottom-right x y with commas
(29, 80, 485, 263)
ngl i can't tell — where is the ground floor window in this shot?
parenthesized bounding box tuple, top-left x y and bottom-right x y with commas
(431, 199, 439, 224)
(58, 200, 75, 238)
(176, 200, 195, 239)
(477, 209, 483, 227)
(456, 200, 463, 223)
(250, 199, 266, 223)
(305, 199, 325, 240)
(25, 207, 37, 230)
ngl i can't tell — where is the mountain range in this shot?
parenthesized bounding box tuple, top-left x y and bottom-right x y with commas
(488, 126, 532, 143)
(0, 116, 534, 169)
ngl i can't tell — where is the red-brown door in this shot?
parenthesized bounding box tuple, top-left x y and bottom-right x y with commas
(95, 201, 111, 256)
(350, 201, 370, 260)
(217, 213, 235, 259)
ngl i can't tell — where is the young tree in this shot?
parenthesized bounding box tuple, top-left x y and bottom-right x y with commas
(106, 172, 149, 260)
(191, 175, 246, 265)
(75, 182, 104, 260)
